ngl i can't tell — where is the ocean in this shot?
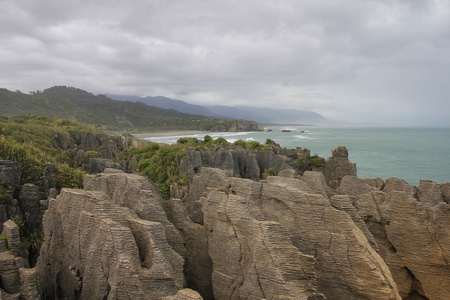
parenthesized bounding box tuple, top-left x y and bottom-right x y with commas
(142, 126, 450, 185)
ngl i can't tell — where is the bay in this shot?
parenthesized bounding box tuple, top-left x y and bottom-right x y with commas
(142, 126, 450, 185)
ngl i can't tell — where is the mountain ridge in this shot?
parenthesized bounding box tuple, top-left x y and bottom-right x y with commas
(107, 93, 341, 125)
(0, 86, 260, 132)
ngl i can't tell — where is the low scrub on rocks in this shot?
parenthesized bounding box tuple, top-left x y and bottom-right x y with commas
(0, 115, 89, 187)
(123, 136, 282, 199)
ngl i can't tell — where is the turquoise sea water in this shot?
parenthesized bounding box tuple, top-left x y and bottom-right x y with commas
(143, 126, 450, 185)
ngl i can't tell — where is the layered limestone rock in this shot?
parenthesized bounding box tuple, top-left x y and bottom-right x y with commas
(337, 175, 450, 300)
(36, 169, 187, 299)
(26, 158, 449, 299)
(178, 146, 303, 185)
(0, 220, 39, 299)
(175, 168, 401, 300)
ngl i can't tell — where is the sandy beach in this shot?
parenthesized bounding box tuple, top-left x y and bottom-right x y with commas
(132, 130, 208, 139)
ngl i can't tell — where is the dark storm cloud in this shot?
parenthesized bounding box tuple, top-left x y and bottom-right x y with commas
(1, 0, 450, 125)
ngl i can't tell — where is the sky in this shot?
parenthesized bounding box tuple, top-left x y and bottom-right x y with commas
(1, 0, 450, 126)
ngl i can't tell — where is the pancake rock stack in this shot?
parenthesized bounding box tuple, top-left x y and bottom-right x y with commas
(36, 169, 198, 299)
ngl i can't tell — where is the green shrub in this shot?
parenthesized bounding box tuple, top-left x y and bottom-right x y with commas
(0, 186, 14, 205)
(265, 167, 276, 177)
(233, 139, 247, 149)
(203, 135, 213, 143)
(214, 137, 229, 146)
(308, 154, 324, 168)
(55, 164, 85, 189)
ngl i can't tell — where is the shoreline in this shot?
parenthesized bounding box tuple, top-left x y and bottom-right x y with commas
(132, 130, 208, 139)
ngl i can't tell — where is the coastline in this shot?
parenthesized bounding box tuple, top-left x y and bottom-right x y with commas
(132, 130, 208, 139)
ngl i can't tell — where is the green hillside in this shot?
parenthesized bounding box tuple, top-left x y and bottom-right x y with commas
(0, 86, 260, 132)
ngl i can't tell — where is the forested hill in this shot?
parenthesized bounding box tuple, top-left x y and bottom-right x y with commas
(0, 86, 260, 132)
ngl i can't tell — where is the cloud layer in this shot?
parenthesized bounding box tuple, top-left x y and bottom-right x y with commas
(2, 0, 450, 125)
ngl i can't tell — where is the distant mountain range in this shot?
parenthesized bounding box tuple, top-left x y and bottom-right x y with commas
(0, 87, 260, 132)
(106, 94, 340, 125)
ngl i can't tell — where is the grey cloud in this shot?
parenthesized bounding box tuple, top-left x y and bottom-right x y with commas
(1, 0, 450, 125)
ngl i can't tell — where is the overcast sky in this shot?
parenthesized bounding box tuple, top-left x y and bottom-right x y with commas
(1, 0, 450, 126)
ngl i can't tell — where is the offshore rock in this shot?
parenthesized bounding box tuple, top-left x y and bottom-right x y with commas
(36, 170, 186, 299)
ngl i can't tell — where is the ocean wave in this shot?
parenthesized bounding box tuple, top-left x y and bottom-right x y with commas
(294, 135, 314, 140)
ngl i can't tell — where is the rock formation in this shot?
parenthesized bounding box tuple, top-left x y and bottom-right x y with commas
(177, 168, 400, 300)
(0, 220, 39, 300)
(36, 169, 187, 299)
(1, 144, 449, 300)
(336, 175, 450, 299)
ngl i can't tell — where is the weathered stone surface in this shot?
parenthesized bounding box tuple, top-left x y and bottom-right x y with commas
(0, 252, 21, 295)
(277, 168, 297, 178)
(0, 161, 21, 194)
(330, 195, 380, 252)
(337, 176, 372, 196)
(0, 200, 22, 228)
(259, 177, 399, 300)
(37, 171, 186, 299)
(364, 177, 384, 189)
(179, 147, 297, 186)
(185, 168, 232, 225)
(42, 163, 58, 192)
(163, 288, 203, 300)
(183, 170, 400, 299)
(83, 169, 184, 257)
(19, 268, 39, 300)
(331, 146, 349, 158)
(52, 132, 68, 150)
(324, 146, 357, 189)
(334, 176, 450, 299)
(89, 158, 121, 173)
(383, 177, 416, 195)
(379, 191, 450, 299)
(301, 171, 333, 199)
(165, 199, 213, 299)
(18, 184, 41, 230)
(2, 220, 22, 259)
(417, 179, 445, 207)
(441, 183, 450, 204)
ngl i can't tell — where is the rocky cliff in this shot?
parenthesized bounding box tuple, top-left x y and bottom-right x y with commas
(1, 145, 449, 299)
(36, 169, 195, 299)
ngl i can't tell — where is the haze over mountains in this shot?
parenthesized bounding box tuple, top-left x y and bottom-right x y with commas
(106, 94, 341, 125)
(0, 86, 259, 132)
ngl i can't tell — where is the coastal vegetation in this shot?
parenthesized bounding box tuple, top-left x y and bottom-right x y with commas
(123, 136, 281, 199)
(0, 115, 91, 187)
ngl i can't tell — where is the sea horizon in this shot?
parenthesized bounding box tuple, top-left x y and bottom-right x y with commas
(141, 125, 450, 186)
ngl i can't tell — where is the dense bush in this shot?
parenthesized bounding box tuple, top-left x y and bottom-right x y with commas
(0, 115, 99, 188)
